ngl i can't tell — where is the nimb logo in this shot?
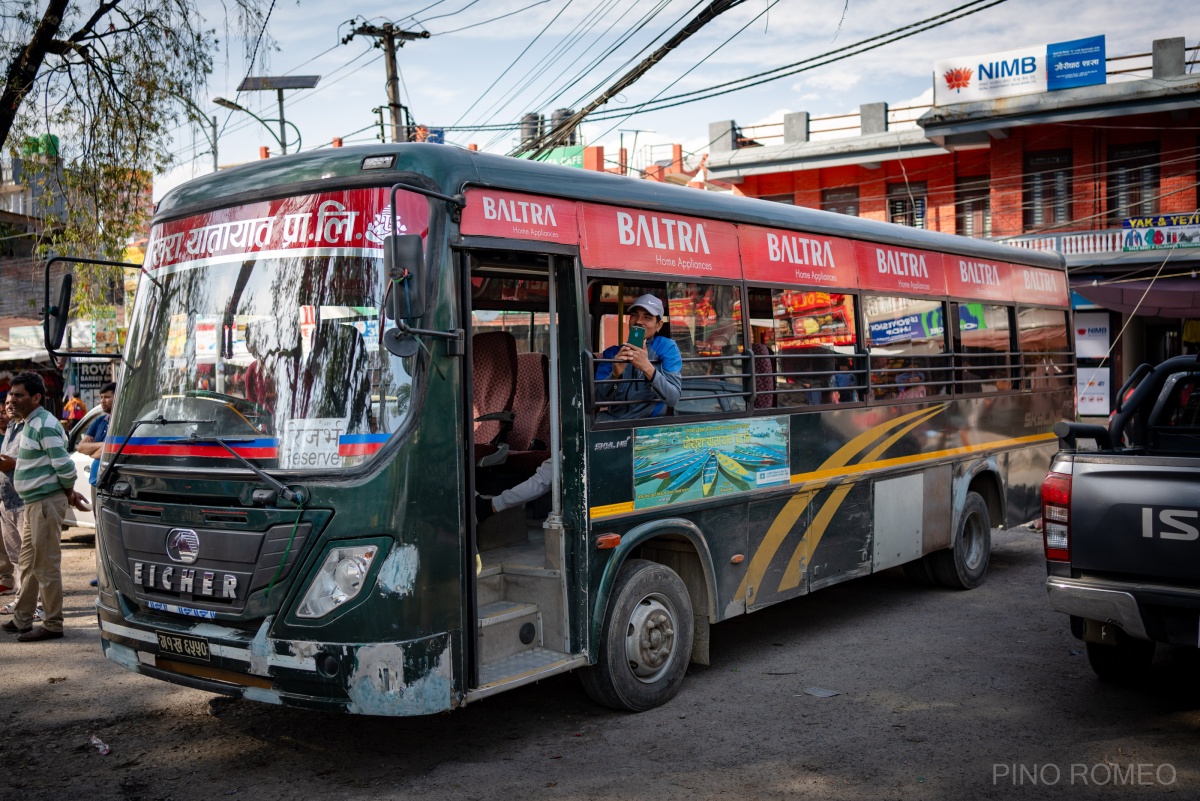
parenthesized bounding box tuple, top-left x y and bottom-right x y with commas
(944, 67, 972, 92)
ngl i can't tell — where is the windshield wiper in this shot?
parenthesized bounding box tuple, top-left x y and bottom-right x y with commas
(98, 415, 216, 489)
(158, 434, 301, 504)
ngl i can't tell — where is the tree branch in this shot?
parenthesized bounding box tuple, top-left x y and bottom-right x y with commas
(0, 0, 71, 147)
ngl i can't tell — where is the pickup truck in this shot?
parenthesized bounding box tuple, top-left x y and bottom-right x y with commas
(1043, 354, 1200, 683)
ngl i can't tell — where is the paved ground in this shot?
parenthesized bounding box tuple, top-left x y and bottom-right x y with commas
(0, 526, 1196, 800)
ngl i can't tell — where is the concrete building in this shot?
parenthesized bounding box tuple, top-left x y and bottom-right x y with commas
(702, 36, 1200, 414)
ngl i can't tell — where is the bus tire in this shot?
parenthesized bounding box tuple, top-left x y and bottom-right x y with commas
(579, 559, 694, 712)
(930, 491, 991, 590)
(1085, 636, 1155, 685)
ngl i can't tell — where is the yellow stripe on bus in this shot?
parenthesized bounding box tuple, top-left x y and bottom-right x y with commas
(734, 404, 947, 602)
(590, 501, 635, 520)
(776, 404, 947, 592)
(787, 431, 1057, 487)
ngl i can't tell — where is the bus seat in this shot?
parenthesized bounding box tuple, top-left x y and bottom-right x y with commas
(752, 343, 776, 409)
(473, 331, 518, 465)
(508, 352, 551, 473)
(511, 352, 549, 450)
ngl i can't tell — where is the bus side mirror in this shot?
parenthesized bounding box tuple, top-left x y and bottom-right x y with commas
(45, 273, 73, 350)
(384, 234, 425, 321)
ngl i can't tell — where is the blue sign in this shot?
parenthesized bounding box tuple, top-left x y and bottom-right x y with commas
(426, 128, 445, 144)
(1046, 36, 1105, 91)
(869, 309, 945, 346)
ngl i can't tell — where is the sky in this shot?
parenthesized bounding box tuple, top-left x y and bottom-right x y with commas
(156, 0, 1195, 199)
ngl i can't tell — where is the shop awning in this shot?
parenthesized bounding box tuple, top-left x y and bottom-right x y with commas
(0, 348, 51, 364)
(1071, 276, 1200, 318)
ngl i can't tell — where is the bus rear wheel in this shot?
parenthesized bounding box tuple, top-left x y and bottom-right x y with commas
(930, 491, 991, 590)
(580, 559, 694, 712)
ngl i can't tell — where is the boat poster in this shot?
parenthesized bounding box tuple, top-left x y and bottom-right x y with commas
(632, 417, 790, 510)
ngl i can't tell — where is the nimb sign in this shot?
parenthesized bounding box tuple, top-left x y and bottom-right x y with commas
(934, 36, 1106, 105)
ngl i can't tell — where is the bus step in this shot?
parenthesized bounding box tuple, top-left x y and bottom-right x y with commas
(478, 601, 541, 664)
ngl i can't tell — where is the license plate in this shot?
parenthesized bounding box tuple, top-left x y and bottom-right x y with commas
(156, 630, 211, 662)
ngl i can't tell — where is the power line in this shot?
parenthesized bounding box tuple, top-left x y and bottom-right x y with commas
(431, 1, 554, 37)
(519, 0, 752, 158)
(449, 0, 577, 129)
(583, 0, 1010, 121)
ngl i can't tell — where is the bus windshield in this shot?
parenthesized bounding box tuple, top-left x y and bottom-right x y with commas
(115, 253, 415, 470)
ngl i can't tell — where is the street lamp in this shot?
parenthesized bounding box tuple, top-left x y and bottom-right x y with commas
(219, 75, 320, 155)
(213, 96, 305, 155)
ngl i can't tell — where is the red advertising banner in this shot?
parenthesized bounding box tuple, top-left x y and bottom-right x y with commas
(944, 255, 1014, 302)
(578, 203, 741, 280)
(460, 188, 579, 244)
(738, 225, 858, 289)
(1011, 265, 1070, 306)
(146, 188, 429, 272)
(855, 241, 947, 297)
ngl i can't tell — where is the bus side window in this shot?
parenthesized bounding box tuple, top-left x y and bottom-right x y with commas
(667, 281, 747, 415)
(764, 288, 862, 408)
(955, 303, 1014, 394)
(863, 295, 949, 401)
(1018, 307, 1072, 391)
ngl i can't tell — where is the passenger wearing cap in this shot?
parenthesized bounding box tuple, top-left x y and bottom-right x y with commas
(475, 294, 682, 525)
(594, 293, 683, 421)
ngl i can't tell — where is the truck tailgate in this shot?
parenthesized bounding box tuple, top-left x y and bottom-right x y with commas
(1070, 455, 1200, 584)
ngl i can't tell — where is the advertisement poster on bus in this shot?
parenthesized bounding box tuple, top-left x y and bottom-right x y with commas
(632, 417, 790, 510)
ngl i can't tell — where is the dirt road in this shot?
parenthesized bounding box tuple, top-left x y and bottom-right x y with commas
(1, 526, 1195, 800)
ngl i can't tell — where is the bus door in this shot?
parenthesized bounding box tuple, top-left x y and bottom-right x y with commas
(460, 248, 585, 693)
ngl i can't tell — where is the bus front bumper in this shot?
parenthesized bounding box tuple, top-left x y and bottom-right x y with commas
(98, 604, 457, 716)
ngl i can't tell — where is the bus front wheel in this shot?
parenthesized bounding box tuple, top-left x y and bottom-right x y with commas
(930, 491, 991, 590)
(580, 559, 694, 712)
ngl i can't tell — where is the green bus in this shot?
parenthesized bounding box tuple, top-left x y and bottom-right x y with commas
(52, 144, 1073, 714)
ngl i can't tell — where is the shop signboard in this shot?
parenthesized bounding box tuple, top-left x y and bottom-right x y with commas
(935, 35, 1105, 105)
(1077, 366, 1110, 416)
(1122, 213, 1200, 251)
(1074, 312, 1110, 360)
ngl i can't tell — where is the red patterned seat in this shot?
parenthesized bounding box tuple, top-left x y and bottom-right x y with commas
(507, 352, 551, 473)
(752, 343, 776, 409)
(473, 331, 518, 464)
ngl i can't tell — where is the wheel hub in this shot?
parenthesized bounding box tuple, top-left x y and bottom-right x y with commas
(626, 595, 677, 682)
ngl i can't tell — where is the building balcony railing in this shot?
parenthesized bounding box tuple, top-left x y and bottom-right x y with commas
(999, 229, 1125, 256)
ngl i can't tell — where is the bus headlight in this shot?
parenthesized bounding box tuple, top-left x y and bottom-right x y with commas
(296, 545, 378, 618)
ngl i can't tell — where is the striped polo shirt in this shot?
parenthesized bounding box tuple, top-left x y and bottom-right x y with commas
(14, 406, 77, 503)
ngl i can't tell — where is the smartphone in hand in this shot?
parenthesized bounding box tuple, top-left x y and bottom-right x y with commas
(626, 325, 646, 349)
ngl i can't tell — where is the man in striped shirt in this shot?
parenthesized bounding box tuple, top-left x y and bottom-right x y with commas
(0, 373, 89, 642)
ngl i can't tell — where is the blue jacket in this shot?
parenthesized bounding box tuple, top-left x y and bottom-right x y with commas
(595, 335, 683, 419)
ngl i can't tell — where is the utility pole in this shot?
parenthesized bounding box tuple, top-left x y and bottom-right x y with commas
(343, 21, 430, 143)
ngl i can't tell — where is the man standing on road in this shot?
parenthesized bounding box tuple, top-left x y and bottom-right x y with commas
(0, 373, 89, 642)
(0, 398, 20, 597)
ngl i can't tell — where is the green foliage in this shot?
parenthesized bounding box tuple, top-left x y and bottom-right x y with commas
(2, 0, 269, 314)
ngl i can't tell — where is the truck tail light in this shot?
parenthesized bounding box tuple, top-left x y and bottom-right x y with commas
(1042, 471, 1071, 562)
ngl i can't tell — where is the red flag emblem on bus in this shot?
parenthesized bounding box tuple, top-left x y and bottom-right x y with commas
(944, 67, 972, 91)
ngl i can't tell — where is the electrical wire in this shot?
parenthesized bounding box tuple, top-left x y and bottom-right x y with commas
(449, 0, 577, 129)
(430, 1, 552, 35)
(581, 0, 1010, 121)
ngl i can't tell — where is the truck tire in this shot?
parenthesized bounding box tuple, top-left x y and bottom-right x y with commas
(1086, 637, 1155, 685)
(579, 559, 693, 712)
(930, 491, 991, 590)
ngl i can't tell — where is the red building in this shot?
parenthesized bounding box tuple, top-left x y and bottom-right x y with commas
(701, 36, 1200, 414)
